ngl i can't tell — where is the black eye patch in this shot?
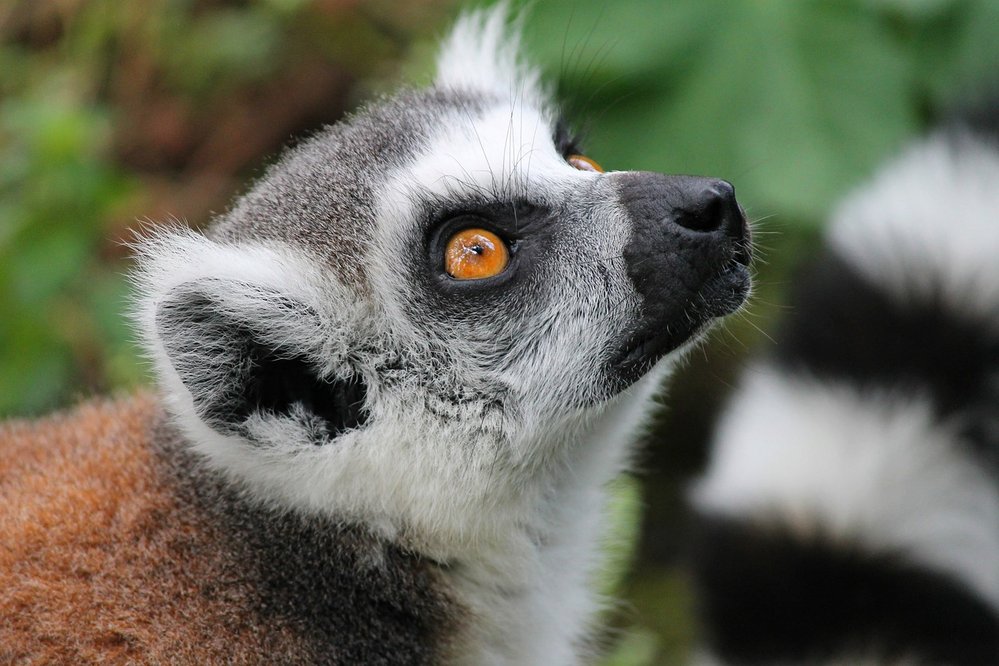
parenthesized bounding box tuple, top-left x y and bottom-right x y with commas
(405, 196, 559, 316)
(423, 199, 547, 273)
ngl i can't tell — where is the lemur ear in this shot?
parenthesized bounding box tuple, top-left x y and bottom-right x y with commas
(435, 4, 543, 102)
(133, 229, 367, 449)
(154, 280, 367, 445)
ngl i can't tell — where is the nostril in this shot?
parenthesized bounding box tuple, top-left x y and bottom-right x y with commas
(704, 179, 735, 208)
(616, 171, 748, 247)
(674, 179, 741, 234)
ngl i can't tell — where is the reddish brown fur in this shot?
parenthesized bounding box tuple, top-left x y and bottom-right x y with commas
(0, 396, 322, 664)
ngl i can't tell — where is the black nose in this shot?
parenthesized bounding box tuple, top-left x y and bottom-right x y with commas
(608, 171, 753, 388)
(673, 178, 744, 237)
(619, 172, 745, 242)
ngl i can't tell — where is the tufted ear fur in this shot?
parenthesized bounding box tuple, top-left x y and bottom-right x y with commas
(154, 280, 366, 445)
(435, 3, 545, 103)
(132, 228, 367, 450)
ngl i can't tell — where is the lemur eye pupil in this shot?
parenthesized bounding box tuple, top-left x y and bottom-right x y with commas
(567, 154, 604, 173)
(444, 228, 509, 280)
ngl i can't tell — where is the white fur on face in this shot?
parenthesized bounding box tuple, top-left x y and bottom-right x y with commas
(371, 95, 638, 413)
(693, 366, 999, 615)
(829, 130, 999, 330)
(388, 102, 592, 202)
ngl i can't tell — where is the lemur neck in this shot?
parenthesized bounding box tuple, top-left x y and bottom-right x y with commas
(440, 370, 667, 665)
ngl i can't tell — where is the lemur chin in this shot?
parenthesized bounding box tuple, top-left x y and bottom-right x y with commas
(0, 6, 750, 664)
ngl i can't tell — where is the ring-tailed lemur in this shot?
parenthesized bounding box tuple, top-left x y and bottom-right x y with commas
(0, 7, 750, 664)
(691, 113, 999, 664)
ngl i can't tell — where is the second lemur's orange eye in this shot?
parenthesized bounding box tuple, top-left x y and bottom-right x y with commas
(444, 228, 510, 280)
(567, 154, 604, 173)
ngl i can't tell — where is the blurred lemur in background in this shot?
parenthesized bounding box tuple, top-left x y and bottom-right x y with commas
(692, 113, 999, 663)
(0, 7, 751, 664)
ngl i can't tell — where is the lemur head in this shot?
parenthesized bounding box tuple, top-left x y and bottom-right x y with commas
(135, 7, 750, 550)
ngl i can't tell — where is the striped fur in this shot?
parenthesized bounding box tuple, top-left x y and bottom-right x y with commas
(692, 120, 999, 664)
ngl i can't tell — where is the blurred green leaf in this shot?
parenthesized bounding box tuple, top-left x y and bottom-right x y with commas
(916, 0, 999, 104)
(0, 87, 133, 416)
(8, 229, 94, 302)
(165, 8, 284, 94)
(601, 475, 644, 598)
(602, 627, 660, 666)
(87, 267, 146, 391)
(527, 0, 918, 221)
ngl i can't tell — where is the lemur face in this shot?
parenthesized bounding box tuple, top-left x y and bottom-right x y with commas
(135, 9, 749, 540)
(358, 89, 750, 420)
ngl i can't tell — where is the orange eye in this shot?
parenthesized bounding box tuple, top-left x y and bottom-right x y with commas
(567, 154, 604, 173)
(444, 228, 510, 280)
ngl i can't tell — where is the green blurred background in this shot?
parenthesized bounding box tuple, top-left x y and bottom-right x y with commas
(2, 0, 997, 663)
